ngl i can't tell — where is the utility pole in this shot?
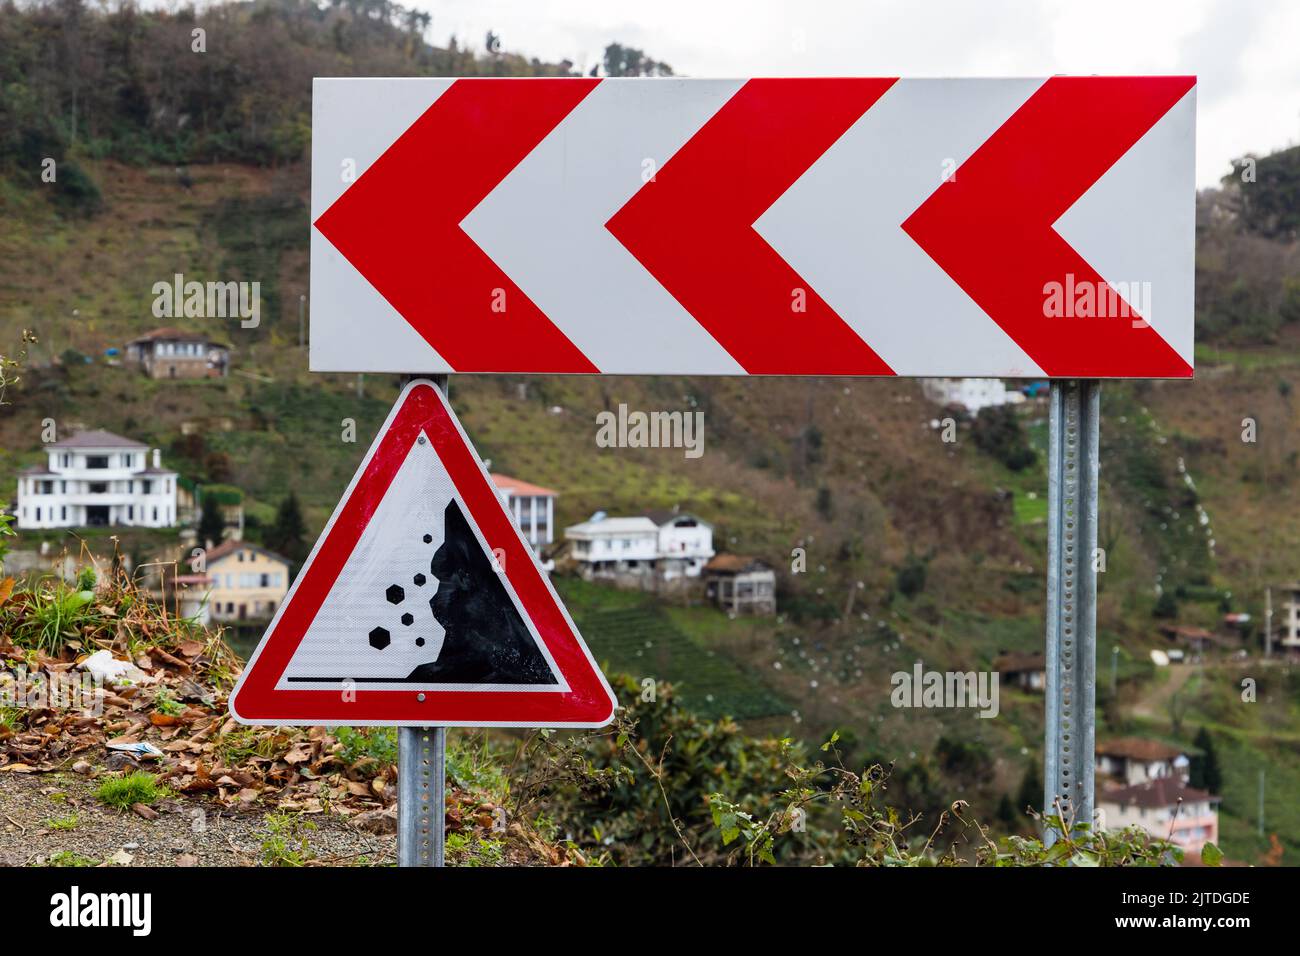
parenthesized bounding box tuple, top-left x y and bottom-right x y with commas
(1110, 645, 1119, 699)
(1258, 768, 1266, 838)
(1264, 586, 1272, 658)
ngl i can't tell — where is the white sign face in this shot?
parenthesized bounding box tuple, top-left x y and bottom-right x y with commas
(311, 76, 1196, 379)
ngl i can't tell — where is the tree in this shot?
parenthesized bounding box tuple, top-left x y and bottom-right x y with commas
(971, 404, 1036, 471)
(1189, 727, 1223, 795)
(1016, 762, 1043, 816)
(198, 492, 225, 546)
(265, 492, 309, 568)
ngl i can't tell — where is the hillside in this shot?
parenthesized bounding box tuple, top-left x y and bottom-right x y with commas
(2, 0, 1300, 864)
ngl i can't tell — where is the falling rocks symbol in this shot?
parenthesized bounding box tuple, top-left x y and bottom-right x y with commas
(375, 501, 555, 685)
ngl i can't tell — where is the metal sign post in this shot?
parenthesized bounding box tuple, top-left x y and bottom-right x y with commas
(398, 726, 446, 866)
(1043, 380, 1100, 843)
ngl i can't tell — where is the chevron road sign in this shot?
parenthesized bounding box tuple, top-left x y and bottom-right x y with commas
(310, 76, 1196, 379)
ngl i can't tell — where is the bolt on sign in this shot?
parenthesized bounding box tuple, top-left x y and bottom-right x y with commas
(230, 380, 617, 727)
(310, 76, 1196, 379)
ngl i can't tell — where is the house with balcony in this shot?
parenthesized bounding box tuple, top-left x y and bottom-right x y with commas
(1277, 582, 1300, 654)
(702, 554, 777, 616)
(14, 431, 177, 529)
(643, 509, 715, 580)
(491, 474, 557, 551)
(204, 540, 291, 622)
(564, 516, 660, 583)
(1095, 737, 1219, 856)
(124, 327, 230, 379)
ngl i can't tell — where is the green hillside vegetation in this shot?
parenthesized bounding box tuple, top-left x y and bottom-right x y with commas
(2, 0, 1300, 863)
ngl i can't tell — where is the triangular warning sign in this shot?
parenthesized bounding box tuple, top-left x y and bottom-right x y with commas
(229, 380, 616, 728)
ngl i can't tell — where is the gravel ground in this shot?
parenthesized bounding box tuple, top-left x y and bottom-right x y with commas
(0, 770, 396, 867)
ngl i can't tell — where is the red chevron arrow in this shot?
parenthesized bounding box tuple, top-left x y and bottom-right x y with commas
(903, 76, 1195, 378)
(314, 78, 600, 373)
(607, 78, 898, 375)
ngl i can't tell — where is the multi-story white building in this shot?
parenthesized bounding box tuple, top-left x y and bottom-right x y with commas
(920, 378, 1022, 414)
(644, 510, 715, 579)
(1095, 738, 1219, 856)
(564, 511, 714, 584)
(14, 430, 177, 530)
(490, 474, 557, 551)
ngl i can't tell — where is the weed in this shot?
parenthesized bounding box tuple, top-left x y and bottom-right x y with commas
(153, 688, 184, 717)
(45, 813, 80, 831)
(446, 832, 506, 867)
(45, 851, 98, 867)
(334, 727, 398, 771)
(95, 771, 167, 810)
(260, 812, 316, 867)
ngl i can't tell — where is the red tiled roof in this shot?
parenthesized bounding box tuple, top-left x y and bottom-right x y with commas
(994, 651, 1046, 673)
(704, 554, 771, 574)
(491, 474, 558, 498)
(126, 327, 214, 345)
(1097, 737, 1185, 761)
(1099, 776, 1217, 809)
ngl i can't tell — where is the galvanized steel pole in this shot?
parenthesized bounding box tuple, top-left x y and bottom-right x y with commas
(398, 374, 449, 867)
(1043, 380, 1100, 844)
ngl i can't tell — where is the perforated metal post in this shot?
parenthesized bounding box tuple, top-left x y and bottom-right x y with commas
(1043, 380, 1100, 844)
(397, 373, 449, 868)
(398, 726, 446, 866)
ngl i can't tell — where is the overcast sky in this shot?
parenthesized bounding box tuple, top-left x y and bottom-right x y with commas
(414, 0, 1299, 187)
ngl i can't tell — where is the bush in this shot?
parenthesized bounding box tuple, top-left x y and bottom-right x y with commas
(972, 405, 1036, 471)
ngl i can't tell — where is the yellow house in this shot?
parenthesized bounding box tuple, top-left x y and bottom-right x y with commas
(204, 540, 291, 622)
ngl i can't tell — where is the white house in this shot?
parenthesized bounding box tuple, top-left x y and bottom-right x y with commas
(490, 474, 557, 550)
(920, 378, 1019, 414)
(565, 516, 660, 579)
(564, 511, 714, 585)
(644, 509, 715, 579)
(1095, 737, 1220, 856)
(1095, 738, 1188, 786)
(15, 430, 177, 530)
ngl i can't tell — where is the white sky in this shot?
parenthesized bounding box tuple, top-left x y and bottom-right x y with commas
(415, 0, 1300, 187)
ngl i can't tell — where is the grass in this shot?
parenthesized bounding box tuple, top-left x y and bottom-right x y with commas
(334, 726, 398, 772)
(577, 604, 789, 720)
(45, 850, 99, 867)
(94, 771, 167, 810)
(45, 813, 80, 831)
(259, 812, 316, 867)
(446, 832, 507, 867)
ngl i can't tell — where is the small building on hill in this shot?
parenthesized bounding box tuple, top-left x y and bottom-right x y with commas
(642, 509, 714, 580)
(1095, 737, 1219, 855)
(994, 651, 1046, 691)
(491, 474, 557, 551)
(1096, 737, 1188, 787)
(565, 516, 660, 582)
(204, 540, 291, 622)
(1277, 583, 1300, 654)
(14, 431, 177, 529)
(125, 328, 230, 380)
(703, 555, 777, 616)
(1097, 777, 1220, 855)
